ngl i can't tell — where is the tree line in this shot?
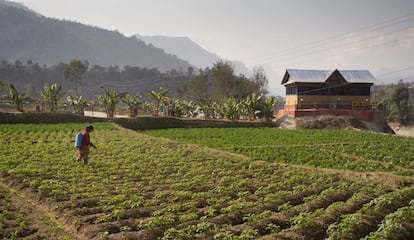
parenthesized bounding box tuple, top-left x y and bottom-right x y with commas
(0, 59, 180, 99)
(177, 60, 268, 101)
(372, 80, 414, 124)
(2, 59, 281, 122)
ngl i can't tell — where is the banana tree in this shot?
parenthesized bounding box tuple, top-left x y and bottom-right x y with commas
(181, 99, 197, 118)
(244, 92, 263, 121)
(66, 95, 88, 115)
(198, 100, 215, 119)
(142, 101, 154, 115)
(171, 99, 184, 118)
(224, 97, 242, 121)
(261, 96, 280, 121)
(122, 93, 141, 117)
(41, 83, 64, 112)
(146, 86, 169, 116)
(212, 101, 225, 119)
(9, 84, 26, 112)
(96, 87, 123, 118)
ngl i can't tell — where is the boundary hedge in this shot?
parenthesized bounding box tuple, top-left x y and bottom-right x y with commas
(0, 112, 107, 124)
(0, 112, 277, 130)
(115, 117, 278, 130)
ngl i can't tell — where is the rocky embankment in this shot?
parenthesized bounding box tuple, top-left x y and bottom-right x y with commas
(389, 123, 414, 138)
(276, 115, 395, 134)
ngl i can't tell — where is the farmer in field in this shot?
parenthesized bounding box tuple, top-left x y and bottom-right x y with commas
(76, 125, 97, 164)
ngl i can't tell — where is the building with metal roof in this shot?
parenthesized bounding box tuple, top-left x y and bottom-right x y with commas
(281, 69, 375, 85)
(278, 69, 376, 121)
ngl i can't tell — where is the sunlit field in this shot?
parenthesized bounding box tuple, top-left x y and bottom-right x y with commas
(0, 123, 413, 239)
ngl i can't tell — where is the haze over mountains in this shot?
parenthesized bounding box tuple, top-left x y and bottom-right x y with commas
(0, 0, 252, 78)
(135, 34, 251, 76)
(0, 0, 268, 98)
(0, 0, 191, 71)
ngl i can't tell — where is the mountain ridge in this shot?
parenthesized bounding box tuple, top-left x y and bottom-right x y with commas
(135, 34, 252, 76)
(0, 1, 191, 71)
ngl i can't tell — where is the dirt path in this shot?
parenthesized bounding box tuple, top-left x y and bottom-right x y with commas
(393, 126, 414, 138)
(84, 110, 129, 118)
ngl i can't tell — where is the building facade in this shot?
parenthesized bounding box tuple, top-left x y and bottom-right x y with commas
(278, 69, 375, 121)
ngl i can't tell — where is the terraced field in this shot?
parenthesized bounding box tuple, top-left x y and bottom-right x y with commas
(0, 123, 413, 239)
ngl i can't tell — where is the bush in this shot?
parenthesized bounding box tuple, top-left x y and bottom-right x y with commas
(0, 112, 106, 124)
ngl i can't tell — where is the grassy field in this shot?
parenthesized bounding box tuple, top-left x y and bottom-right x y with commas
(0, 123, 413, 239)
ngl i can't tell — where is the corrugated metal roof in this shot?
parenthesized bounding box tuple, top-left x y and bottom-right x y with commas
(281, 69, 375, 85)
(283, 69, 333, 85)
(338, 70, 375, 83)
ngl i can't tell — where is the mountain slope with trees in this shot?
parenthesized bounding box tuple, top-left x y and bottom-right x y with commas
(0, 60, 190, 99)
(0, 1, 191, 72)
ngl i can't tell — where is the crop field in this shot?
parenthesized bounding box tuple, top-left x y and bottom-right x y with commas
(0, 123, 413, 239)
(143, 128, 414, 176)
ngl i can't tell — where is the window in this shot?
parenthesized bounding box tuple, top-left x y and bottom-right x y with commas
(354, 87, 370, 96)
(286, 86, 298, 95)
(286, 85, 370, 96)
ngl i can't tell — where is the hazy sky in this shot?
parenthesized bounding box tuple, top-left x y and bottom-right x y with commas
(7, 0, 414, 94)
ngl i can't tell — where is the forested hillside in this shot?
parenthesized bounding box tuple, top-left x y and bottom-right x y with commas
(0, 1, 191, 71)
(0, 60, 190, 99)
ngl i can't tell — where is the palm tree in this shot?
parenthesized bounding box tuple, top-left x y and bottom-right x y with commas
(41, 83, 64, 112)
(146, 86, 169, 116)
(96, 87, 122, 118)
(122, 93, 141, 117)
(9, 84, 25, 112)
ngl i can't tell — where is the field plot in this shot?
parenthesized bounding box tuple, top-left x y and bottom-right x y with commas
(0, 185, 71, 239)
(0, 124, 413, 239)
(143, 128, 414, 176)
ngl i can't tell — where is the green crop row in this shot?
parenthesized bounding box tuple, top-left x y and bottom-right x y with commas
(141, 127, 394, 147)
(363, 199, 414, 240)
(0, 186, 70, 239)
(1, 123, 413, 239)
(143, 127, 414, 176)
(326, 186, 414, 240)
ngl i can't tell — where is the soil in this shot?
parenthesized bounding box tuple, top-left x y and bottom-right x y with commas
(0, 180, 85, 239)
(282, 162, 414, 189)
(276, 114, 396, 134)
(389, 123, 414, 138)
